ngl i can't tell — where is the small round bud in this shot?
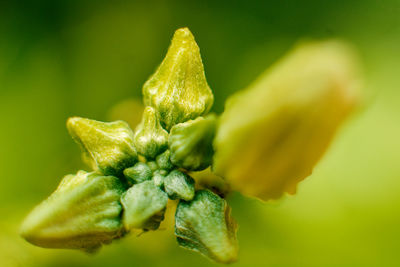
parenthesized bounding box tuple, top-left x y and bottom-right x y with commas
(152, 170, 166, 188)
(123, 162, 152, 184)
(164, 170, 195, 201)
(156, 150, 174, 171)
(134, 107, 168, 159)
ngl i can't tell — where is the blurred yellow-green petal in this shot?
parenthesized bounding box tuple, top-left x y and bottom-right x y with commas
(107, 98, 145, 129)
(213, 40, 362, 201)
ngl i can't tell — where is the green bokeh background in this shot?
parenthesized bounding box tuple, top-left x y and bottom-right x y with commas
(1, 0, 399, 266)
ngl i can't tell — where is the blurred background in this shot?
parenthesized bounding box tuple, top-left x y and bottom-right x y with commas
(1, 0, 399, 266)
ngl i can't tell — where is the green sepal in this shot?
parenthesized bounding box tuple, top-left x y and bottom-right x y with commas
(67, 117, 137, 175)
(164, 170, 195, 201)
(121, 181, 168, 231)
(142, 27, 214, 130)
(20, 171, 125, 251)
(134, 106, 168, 159)
(175, 190, 238, 263)
(123, 162, 152, 184)
(169, 114, 217, 171)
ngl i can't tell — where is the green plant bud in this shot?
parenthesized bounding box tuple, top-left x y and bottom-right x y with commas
(147, 160, 159, 172)
(123, 162, 152, 184)
(163, 170, 195, 201)
(152, 170, 166, 188)
(20, 171, 125, 251)
(156, 149, 174, 171)
(142, 27, 214, 130)
(213, 41, 362, 201)
(158, 169, 168, 176)
(134, 106, 168, 159)
(175, 190, 238, 263)
(169, 114, 217, 171)
(67, 117, 137, 175)
(121, 181, 168, 231)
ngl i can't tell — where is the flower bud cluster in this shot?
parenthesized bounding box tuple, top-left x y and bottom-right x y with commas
(21, 27, 361, 264)
(21, 28, 236, 263)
